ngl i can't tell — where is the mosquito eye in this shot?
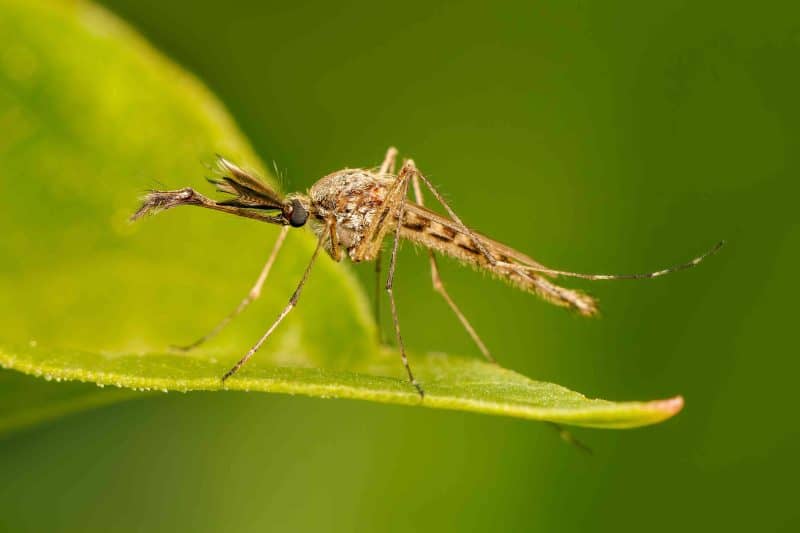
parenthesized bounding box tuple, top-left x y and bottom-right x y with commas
(289, 200, 308, 227)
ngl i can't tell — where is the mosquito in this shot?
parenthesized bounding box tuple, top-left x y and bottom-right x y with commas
(131, 147, 723, 397)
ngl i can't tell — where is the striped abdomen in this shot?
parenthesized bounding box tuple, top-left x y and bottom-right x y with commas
(399, 204, 598, 316)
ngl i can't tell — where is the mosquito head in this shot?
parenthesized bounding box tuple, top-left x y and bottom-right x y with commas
(283, 195, 311, 227)
(285, 199, 308, 227)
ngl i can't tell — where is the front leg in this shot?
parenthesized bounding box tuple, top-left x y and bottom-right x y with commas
(222, 221, 329, 382)
(328, 218, 343, 262)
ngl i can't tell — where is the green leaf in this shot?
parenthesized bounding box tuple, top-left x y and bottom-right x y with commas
(0, 369, 137, 438)
(0, 0, 683, 435)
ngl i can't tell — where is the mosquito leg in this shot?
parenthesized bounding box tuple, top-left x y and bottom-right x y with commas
(374, 248, 384, 345)
(368, 145, 398, 338)
(411, 167, 596, 314)
(433, 255, 495, 363)
(410, 174, 495, 363)
(410, 164, 582, 318)
(499, 240, 726, 280)
(328, 218, 343, 261)
(411, 167, 498, 265)
(549, 423, 592, 455)
(378, 146, 398, 175)
(385, 174, 424, 398)
(355, 148, 390, 339)
(172, 225, 290, 352)
(221, 227, 326, 382)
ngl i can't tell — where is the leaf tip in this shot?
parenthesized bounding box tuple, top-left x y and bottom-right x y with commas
(650, 395, 684, 417)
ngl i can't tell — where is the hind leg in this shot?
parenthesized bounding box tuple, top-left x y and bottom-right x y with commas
(410, 172, 495, 363)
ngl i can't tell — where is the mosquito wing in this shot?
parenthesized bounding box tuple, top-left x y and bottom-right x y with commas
(399, 203, 599, 315)
(400, 203, 546, 268)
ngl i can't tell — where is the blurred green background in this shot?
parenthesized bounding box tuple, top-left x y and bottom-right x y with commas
(1, 0, 798, 531)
